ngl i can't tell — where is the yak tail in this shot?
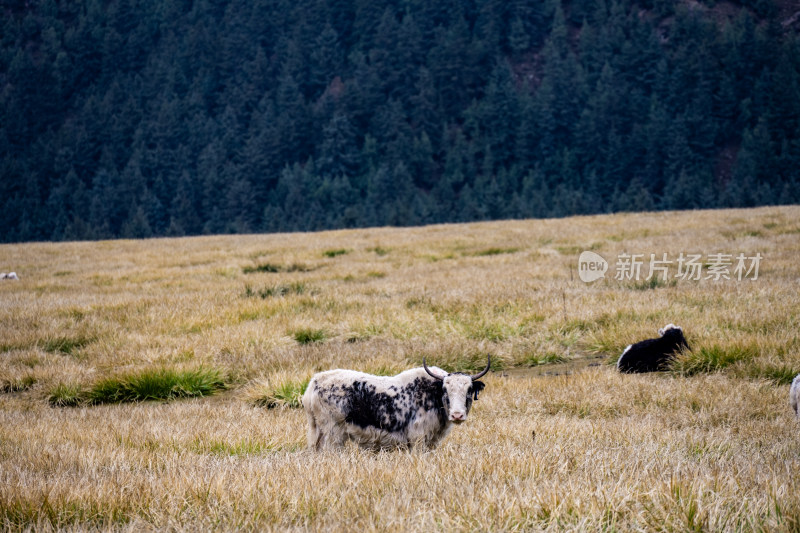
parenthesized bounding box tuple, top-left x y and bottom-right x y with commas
(302, 380, 324, 450)
(306, 410, 320, 450)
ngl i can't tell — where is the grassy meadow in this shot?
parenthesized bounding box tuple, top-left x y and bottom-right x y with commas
(1, 206, 799, 531)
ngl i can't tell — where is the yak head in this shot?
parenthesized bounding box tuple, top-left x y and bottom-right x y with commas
(423, 356, 490, 424)
(659, 324, 691, 351)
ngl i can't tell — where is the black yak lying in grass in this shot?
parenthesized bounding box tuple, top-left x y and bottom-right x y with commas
(617, 324, 690, 373)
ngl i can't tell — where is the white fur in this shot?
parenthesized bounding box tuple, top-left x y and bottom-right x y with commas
(791, 374, 800, 419)
(618, 345, 632, 369)
(658, 323, 681, 336)
(442, 373, 472, 421)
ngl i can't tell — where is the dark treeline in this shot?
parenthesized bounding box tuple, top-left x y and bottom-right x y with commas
(2, 0, 799, 242)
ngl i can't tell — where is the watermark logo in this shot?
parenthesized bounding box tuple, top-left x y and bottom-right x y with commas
(578, 251, 608, 282)
(578, 251, 763, 283)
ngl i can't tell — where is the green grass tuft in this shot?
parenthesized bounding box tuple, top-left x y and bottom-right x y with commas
(244, 282, 306, 298)
(252, 378, 309, 409)
(346, 323, 383, 343)
(323, 249, 349, 258)
(1, 375, 37, 393)
(86, 367, 227, 404)
(405, 296, 431, 309)
(243, 262, 317, 274)
(471, 247, 520, 256)
(286, 263, 316, 272)
(40, 335, 95, 355)
(367, 246, 390, 256)
(672, 344, 759, 376)
(242, 263, 281, 274)
(743, 364, 800, 385)
(292, 328, 328, 344)
(48, 383, 85, 407)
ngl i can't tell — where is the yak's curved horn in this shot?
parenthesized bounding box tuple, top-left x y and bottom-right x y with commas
(422, 357, 446, 381)
(470, 355, 491, 380)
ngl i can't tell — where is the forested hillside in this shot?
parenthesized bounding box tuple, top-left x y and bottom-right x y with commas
(2, 0, 799, 242)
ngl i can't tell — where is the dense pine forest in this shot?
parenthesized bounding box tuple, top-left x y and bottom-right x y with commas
(1, 0, 799, 242)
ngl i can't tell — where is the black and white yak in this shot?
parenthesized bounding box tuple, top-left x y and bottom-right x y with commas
(302, 356, 490, 450)
(617, 324, 690, 373)
(791, 374, 800, 419)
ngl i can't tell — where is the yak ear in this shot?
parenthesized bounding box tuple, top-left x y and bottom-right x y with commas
(472, 381, 486, 400)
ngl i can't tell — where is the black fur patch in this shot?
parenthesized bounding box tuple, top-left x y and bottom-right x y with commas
(472, 381, 485, 401)
(343, 377, 445, 432)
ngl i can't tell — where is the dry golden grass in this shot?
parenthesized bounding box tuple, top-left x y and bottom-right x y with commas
(1, 206, 799, 531)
